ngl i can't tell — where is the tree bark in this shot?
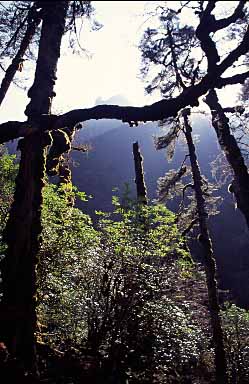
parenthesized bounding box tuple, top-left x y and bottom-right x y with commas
(0, 1, 68, 374)
(132, 141, 147, 205)
(0, 133, 48, 373)
(205, 89, 249, 229)
(182, 108, 228, 383)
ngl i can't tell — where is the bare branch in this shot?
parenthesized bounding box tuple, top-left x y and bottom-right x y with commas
(218, 26, 249, 73)
(216, 71, 249, 88)
(181, 218, 199, 237)
(223, 106, 245, 114)
(196, 1, 246, 71)
(213, 1, 245, 32)
(0, 6, 41, 106)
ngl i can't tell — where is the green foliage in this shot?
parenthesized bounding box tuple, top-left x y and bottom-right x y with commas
(98, 196, 190, 261)
(37, 185, 210, 382)
(3, 144, 249, 383)
(0, 145, 18, 254)
(222, 303, 249, 383)
(3, 149, 247, 382)
(37, 183, 100, 346)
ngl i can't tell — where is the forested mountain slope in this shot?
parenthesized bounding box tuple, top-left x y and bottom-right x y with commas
(71, 113, 249, 307)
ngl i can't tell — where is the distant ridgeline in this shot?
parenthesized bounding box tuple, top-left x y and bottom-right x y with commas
(5, 104, 249, 307)
(71, 113, 249, 308)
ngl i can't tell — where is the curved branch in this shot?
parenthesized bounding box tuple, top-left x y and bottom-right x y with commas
(0, 18, 248, 144)
(218, 26, 249, 74)
(213, 1, 245, 32)
(51, 80, 221, 128)
(196, 1, 246, 71)
(0, 5, 41, 106)
(53, 24, 249, 129)
(195, 2, 219, 70)
(216, 71, 249, 88)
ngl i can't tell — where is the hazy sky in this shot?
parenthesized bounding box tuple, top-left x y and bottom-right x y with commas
(0, 1, 242, 123)
(0, 1, 153, 123)
(54, 1, 154, 112)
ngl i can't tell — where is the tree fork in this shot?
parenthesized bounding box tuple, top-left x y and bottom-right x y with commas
(182, 108, 228, 383)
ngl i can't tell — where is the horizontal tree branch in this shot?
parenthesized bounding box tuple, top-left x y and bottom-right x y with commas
(0, 121, 28, 144)
(223, 106, 245, 114)
(216, 71, 249, 88)
(0, 69, 247, 144)
(0, 14, 248, 144)
(52, 68, 249, 129)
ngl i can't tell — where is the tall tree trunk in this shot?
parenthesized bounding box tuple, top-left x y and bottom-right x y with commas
(205, 89, 249, 229)
(182, 108, 228, 383)
(0, 4, 41, 106)
(0, 1, 68, 374)
(132, 141, 147, 205)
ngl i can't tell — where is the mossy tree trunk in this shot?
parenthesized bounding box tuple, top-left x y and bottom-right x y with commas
(205, 89, 249, 229)
(0, 1, 68, 373)
(46, 128, 76, 205)
(182, 108, 228, 383)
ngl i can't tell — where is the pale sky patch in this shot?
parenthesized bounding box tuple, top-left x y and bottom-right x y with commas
(0, 1, 242, 124)
(53, 1, 155, 112)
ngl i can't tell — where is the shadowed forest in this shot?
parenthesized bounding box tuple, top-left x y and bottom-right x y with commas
(0, 1, 249, 383)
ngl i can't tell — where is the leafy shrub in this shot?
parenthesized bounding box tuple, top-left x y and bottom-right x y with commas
(0, 150, 214, 382)
(37, 186, 209, 382)
(0, 146, 18, 240)
(222, 303, 249, 383)
(37, 183, 100, 347)
(0, 146, 18, 288)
